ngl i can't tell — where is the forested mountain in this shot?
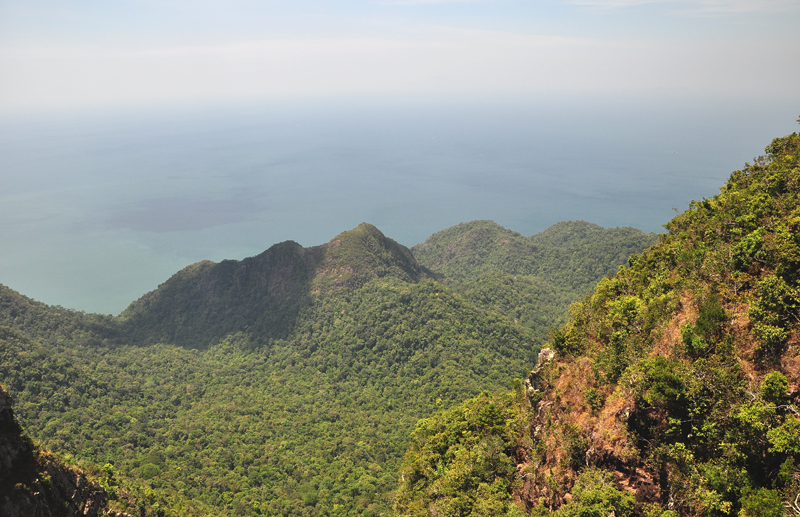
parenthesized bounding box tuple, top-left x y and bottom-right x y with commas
(413, 219, 653, 289)
(412, 220, 656, 340)
(0, 218, 655, 516)
(120, 223, 430, 349)
(0, 284, 118, 348)
(397, 130, 800, 516)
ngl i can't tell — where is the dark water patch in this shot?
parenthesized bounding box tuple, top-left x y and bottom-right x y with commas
(107, 191, 269, 233)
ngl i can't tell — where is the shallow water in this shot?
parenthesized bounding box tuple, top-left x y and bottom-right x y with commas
(1, 95, 797, 313)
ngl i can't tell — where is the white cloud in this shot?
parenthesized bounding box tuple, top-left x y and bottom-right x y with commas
(1, 26, 798, 112)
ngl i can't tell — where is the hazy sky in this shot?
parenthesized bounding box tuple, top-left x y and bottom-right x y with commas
(2, 0, 799, 112)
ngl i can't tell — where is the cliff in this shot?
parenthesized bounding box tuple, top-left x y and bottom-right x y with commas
(0, 385, 115, 517)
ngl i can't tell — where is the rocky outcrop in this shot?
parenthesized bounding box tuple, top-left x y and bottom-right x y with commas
(0, 386, 114, 517)
(525, 347, 556, 396)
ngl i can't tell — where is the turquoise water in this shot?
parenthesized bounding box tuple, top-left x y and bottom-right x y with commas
(1, 95, 797, 314)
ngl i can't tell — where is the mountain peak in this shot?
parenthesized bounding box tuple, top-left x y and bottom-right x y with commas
(315, 223, 427, 290)
(411, 220, 534, 280)
(120, 223, 427, 347)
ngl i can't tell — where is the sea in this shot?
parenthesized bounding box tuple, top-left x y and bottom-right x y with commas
(1, 94, 797, 314)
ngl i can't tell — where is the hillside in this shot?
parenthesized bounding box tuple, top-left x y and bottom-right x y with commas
(396, 130, 800, 516)
(412, 220, 657, 340)
(0, 284, 118, 348)
(120, 223, 430, 348)
(1, 346, 111, 517)
(0, 219, 655, 516)
(411, 220, 538, 281)
(0, 328, 173, 517)
(0, 224, 536, 516)
(412, 219, 655, 288)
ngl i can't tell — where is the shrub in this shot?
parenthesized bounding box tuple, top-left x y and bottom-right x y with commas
(552, 469, 635, 517)
(562, 424, 589, 470)
(694, 295, 727, 342)
(739, 487, 784, 517)
(768, 417, 800, 454)
(639, 357, 686, 409)
(760, 371, 789, 404)
(585, 388, 604, 413)
(550, 325, 585, 356)
(681, 324, 709, 357)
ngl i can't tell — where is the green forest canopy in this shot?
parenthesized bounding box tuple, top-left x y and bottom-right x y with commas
(0, 219, 654, 516)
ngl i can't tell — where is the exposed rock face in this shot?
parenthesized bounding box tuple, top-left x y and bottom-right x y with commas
(526, 347, 556, 395)
(0, 386, 112, 517)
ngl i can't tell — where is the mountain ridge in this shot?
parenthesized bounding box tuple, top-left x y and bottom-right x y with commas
(120, 222, 431, 348)
(412, 219, 657, 289)
(0, 217, 658, 516)
(411, 219, 657, 342)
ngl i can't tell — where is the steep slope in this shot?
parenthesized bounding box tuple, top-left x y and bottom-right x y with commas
(0, 365, 111, 516)
(120, 222, 430, 348)
(397, 130, 800, 516)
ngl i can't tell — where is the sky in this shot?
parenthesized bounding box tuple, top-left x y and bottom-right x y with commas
(1, 0, 799, 112)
